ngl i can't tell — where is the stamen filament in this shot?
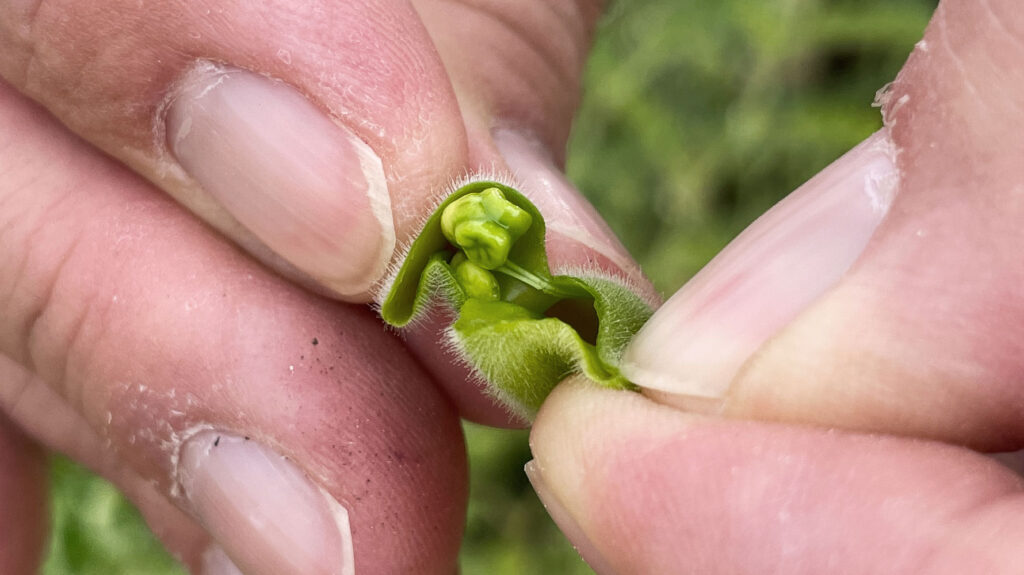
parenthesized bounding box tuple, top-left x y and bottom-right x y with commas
(497, 261, 582, 299)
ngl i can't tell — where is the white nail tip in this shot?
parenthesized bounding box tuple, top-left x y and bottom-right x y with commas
(321, 485, 356, 575)
(339, 134, 395, 295)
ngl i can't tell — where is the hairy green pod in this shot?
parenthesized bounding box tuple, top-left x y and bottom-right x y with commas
(380, 181, 653, 419)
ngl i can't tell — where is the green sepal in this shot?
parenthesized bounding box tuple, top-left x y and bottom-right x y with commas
(380, 181, 654, 419)
(451, 274, 651, 418)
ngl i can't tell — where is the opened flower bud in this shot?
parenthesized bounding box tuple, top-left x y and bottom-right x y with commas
(440, 187, 533, 270)
(380, 180, 653, 419)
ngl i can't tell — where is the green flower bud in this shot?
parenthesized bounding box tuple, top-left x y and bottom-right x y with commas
(478, 187, 533, 238)
(450, 253, 501, 301)
(440, 187, 533, 270)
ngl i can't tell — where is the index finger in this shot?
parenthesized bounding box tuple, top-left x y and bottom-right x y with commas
(1, 0, 468, 300)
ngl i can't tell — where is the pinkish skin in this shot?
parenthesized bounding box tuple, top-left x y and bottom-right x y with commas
(616, 0, 1024, 452)
(531, 382, 1024, 575)
(528, 3, 1024, 572)
(708, 0, 1024, 450)
(1, 0, 470, 301)
(622, 131, 897, 404)
(0, 83, 466, 574)
(529, 3, 1024, 571)
(3, 0, 647, 431)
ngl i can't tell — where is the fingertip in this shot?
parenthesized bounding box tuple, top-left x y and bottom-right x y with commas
(524, 458, 618, 575)
(533, 382, 1024, 574)
(620, 130, 897, 407)
(529, 379, 699, 568)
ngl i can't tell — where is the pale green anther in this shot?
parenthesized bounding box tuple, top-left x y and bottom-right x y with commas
(440, 187, 533, 270)
(453, 220, 512, 270)
(479, 187, 532, 238)
(450, 254, 501, 301)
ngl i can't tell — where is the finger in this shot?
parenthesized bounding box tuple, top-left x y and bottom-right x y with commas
(1, 1, 654, 426)
(621, 0, 1024, 450)
(0, 0, 469, 300)
(0, 414, 47, 575)
(1, 355, 213, 571)
(0, 82, 466, 573)
(531, 381, 1024, 575)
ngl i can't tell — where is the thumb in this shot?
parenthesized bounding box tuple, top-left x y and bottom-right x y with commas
(621, 0, 1024, 450)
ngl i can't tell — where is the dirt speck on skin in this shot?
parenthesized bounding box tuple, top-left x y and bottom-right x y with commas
(312, 337, 319, 345)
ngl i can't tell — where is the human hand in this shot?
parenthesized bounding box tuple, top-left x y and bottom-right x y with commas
(529, 1, 1024, 572)
(0, 0, 651, 426)
(0, 1, 647, 573)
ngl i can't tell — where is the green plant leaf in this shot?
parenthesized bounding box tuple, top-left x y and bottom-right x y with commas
(380, 181, 653, 418)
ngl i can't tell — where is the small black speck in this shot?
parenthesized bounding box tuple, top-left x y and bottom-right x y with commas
(214, 436, 221, 447)
(312, 337, 319, 346)
(244, 436, 250, 441)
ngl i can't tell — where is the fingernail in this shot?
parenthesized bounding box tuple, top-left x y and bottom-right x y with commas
(494, 130, 642, 281)
(201, 545, 244, 575)
(177, 432, 355, 575)
(525, 460, 618, 575)
(167, 62, 394, 297)
(622, 130, 898, 404)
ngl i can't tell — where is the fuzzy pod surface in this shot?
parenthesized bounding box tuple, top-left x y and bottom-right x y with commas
(379, 180, 653, 420)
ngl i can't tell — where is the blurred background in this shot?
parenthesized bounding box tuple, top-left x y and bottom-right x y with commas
(43, 0, 937, 573)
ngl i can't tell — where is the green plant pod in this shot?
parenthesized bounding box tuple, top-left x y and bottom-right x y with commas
(379, 181, 654, 419)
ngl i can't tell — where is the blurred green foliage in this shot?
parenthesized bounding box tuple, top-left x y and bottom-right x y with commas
(43, 458, 182, 575)
(44, 1, 934, 573)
